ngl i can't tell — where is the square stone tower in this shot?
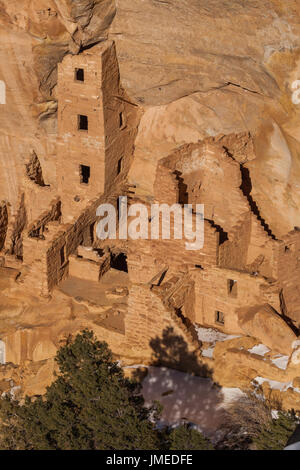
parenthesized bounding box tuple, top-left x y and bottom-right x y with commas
(56, 41, 126, 220)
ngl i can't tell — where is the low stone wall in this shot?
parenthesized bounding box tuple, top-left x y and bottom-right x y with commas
(69, 255, 100, 282)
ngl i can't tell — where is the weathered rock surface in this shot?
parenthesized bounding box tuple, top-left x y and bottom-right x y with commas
(111, 0, 300, 235)
(238, 304, 297, 355)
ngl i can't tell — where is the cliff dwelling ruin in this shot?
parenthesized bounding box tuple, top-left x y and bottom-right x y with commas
(0, 35, 300, 411)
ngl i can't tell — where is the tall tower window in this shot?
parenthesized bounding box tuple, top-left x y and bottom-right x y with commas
(215, 311, 225, 326)
(75, 68, 84, 82)
(119, 112, 126, 129)
(117, 157, 123, 175)
(60, 245, 66, 266)
(227, 279, 237, 298)
(78, 114, 88, 131)
(80, 164, 90, 184)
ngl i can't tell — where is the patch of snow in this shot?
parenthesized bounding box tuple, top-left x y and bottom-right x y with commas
(285, 442, 300, 451)
(271, 355, 289, 370)
(247, 344, 270, 356)
(195, 326, 241, 361)
(201, 347, 214, 358)
(142, 366, 245, 440)
(10, 385, 21, 399)
(219, 387, 245, 408)
(292, 340, 300, 350)
(253, 376, 292, 392)
(194, 325, 240, 344)
(253, 376, 300, 396)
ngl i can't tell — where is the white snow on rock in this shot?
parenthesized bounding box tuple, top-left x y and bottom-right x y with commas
(194, 326, 241, 359)
(142, 366, 245, 438)
(253, 376, 293, 392)
(201, 348, 214, 358)
(221, 387, 246, 407)
(247, 344, 270, 356)
(194, 326, 240, 344)
(292, 340, 300, 350)
(270, 355, 289, 370)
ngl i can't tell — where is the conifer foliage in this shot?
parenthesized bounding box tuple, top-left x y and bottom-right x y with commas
(253, 411, 298, 450)
(0, 330, 160, 450)
(166, 424, 214, 450)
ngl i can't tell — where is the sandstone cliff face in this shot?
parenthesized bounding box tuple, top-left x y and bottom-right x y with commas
(0, 0, 300, 232)
(116, 0, 300, 236)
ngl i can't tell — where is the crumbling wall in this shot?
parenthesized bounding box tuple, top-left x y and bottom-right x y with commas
(45, 189, 121, 293)
(245, 214, 279, 278)
(192, 266, 281, 334)
(160, 141, 250, 236)
(276, 230, 300, 328)
(101, 43, 137, 192)
(126, 283, 204, 373)
(219, 213, 278, 278)
(153, 162, 179, 205)
(127, 219, 218, 285)
(69, 255, 100, 282)
(6, 193, 27, 260)
(27, 198, 61, 238)
(25, 151, 45, 187)
(219, 212, 251, 271)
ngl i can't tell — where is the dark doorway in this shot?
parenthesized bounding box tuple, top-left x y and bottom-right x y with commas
(111, 253, 128, 273)
(80, 164, 90, 184)
(78, 114, 88, 131)
(75, 68, 84, 82)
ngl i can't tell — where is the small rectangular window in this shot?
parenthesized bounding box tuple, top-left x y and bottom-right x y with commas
(75, 68, 84, 82)
(228, 279, 237, 297)
(78, 114, 88, 131)
(80, 164, 90, 184)
(119, 112, 126, 129)
(215, 311, 225, 326)
(117, 157, 123, 175)
(60, 245, 66, 266)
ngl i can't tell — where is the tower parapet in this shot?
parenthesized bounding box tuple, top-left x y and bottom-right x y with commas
(56, 41, 127, 221)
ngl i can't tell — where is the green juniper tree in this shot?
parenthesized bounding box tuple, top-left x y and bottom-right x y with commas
(165, 424, 214, 450)
(253, 411, 298, 450)
(0, 330, 161, 450)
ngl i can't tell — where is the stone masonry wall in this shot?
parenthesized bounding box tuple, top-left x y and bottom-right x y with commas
(192, 266, 281, 334)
